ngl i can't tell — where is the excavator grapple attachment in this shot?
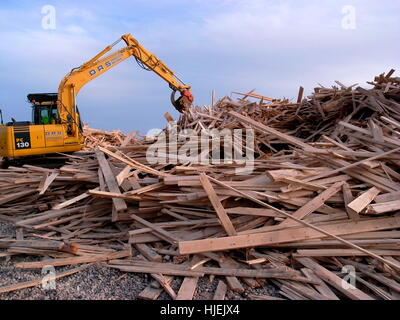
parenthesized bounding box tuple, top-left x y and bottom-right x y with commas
(171, 89, 193, 113)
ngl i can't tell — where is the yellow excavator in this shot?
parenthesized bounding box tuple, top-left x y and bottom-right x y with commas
(0, 34, 193, 160)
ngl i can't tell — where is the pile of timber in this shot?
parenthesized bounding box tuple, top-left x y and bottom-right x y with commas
(83, 125, 140, 150)
(1, 70, 400, 300)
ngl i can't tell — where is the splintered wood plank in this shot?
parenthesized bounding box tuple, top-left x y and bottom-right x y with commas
(116, 165, 132, 186)
(226, 207, 284, 218)
(213, 280, 227, 300)
(367, 200, 400, 214)
(342, 182, 359, 220)
(16, 205, 90, 226)
(267, 169, 303, 182)
(88, 189, 140, 201)
(38, 170, 59, 195)
(130, 214, 181, 244)
(375, 191, 400, 203)
(96, 150, 127, 216)
(296, 257, 374, 300)
(0, 189, 37, 206)
(53, 188, 97, 210)
(279, 181, 344, 225)
(135, 243, 163, 262)
(150, 274, 176, 300)
(347, 187, 381, 214)
(199, 173, 236, 236)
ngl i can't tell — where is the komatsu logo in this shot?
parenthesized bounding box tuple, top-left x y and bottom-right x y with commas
(89, 54, 123, 76)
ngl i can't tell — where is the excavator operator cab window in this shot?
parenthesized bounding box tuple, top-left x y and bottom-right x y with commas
(32, 104, 60, 125)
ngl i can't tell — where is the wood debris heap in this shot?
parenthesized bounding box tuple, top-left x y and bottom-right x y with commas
(83, 125, 141, 150)
(1, 70, 400, 300)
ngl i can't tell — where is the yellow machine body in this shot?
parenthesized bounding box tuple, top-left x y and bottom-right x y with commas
(0, 124, 82, 158)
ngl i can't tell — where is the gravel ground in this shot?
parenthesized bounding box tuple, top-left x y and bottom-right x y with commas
(0, 221, 279, 300)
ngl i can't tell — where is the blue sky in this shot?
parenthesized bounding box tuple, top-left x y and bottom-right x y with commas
(0, 0, 399, 133)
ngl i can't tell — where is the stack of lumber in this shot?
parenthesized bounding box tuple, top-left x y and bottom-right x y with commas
(1, 70, 400, 300)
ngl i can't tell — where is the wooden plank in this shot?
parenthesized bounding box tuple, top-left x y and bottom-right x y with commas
(347, 187, 380, 214)
(213, 280, 227, 300)
(150, 274, 176, 300)
(16, 204, 99, 226)
(130, 214, 181, 244)
(38, 170, 59, 195)
(96, 150, 127, 216)
(367, 200, 400, 214)
(375, 191, 400, 203)
(15, 250, 130, 269)
(176, 276, 199, 300)
(226, 207, 284, 218)
(110, 265, 204, 277)
(0, 189, 37, 206)
(199, 173, 236, 236)
(295, 249, 400, 257)
(135, 243, 163, 262)
(88, 189, 140, 201)
(342, 182, 359, 220)
(53, 188, 96, 210)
